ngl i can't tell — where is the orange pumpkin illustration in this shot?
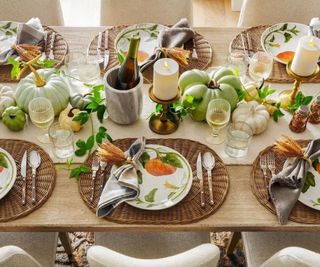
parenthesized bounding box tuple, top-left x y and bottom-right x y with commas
(145, 158, 176, 176)
(316, 162, 320, 175)
(276, 51, 295, 63)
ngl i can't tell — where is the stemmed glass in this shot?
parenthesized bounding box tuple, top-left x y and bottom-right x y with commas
(248, 51, 273, 83)
(227, 51, 249, 82)
(28, 97, 55, 143)
(206, 99, 231, 145)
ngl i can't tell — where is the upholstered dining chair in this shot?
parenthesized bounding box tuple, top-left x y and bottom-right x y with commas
(0, 0, 64, 25)
(100, 0, 193, 26)
(238, 0, 320, 27)
(0, 232, 58, 267)
(88, 232, 220, 267)
(242, 232, 320, 266)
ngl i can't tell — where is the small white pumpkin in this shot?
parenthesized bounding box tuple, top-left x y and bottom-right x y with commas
(244, 82, 259, 101)
(59, 107, 82, 132)
(232, 100, 270, 135)
(15, 68, 70, 116)
(0, 85, 16, 118)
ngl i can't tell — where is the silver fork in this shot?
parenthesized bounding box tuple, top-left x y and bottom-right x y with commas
(260, 154, 270, 198)
(48, 31, 55, 60)
(267, 153, 276, 177)
(90, 156, 100, 202)
(99, 161, 108, 196)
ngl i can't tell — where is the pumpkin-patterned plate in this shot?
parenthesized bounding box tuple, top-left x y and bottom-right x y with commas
(112, 144, 193, 211)
(0, 148, 17, 200)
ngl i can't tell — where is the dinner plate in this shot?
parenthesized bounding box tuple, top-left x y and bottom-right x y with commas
(0, 21, 18, 54)
(261, 22, 309, 64)
(0, 147, 17, 200)
(114, 23, 168, 65)
(125, 144, 193, 211)
(298, 157, 320, 210)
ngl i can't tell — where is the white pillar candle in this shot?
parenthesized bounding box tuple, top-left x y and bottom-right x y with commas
(153, 58, 179, 101)
(291, 36, 320, 76)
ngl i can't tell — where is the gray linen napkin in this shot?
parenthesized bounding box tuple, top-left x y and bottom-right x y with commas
(0, 18, 45, 64)
(309, 17, 320, 38)
(269, 138, 320, 225)
(140, 18, 194, 72)
(96, 137, 146, 217)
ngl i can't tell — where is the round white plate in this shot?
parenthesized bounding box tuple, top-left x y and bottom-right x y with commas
(261, 22, 309, 64)
(0, 148, 17, 200)
(298, 157, 320, 210)
(123, 144, 193, 211)
(114, 23, 168, 65)
(0, 21, 18, 54)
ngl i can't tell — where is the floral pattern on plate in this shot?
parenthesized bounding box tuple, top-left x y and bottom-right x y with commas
(261, 23, 309, 64)
(0, 148, 16, 200)
(126, 144, 193, 210)
(114, 23, 168, 65)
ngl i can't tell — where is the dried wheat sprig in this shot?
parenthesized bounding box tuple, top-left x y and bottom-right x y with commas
(158, 47, 191, 67)
(97, 141, 126, 164)
(274, 135, 305, 158)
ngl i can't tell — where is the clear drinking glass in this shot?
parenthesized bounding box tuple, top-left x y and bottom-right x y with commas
(248, 51, 273, 82)
(227, 51, 249, 82)
(77, 54, 102, 83)
(65, 51, 86, 77)
(225, 121, 253, 158)
(49, 122, 74, 159)
(206, 99, 231, 145)
(28, 97, 55, 143)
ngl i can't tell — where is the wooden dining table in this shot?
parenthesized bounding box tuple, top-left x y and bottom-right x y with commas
(1, 26, 319, 233)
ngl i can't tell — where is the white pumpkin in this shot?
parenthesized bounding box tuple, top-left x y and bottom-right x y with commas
(0, 85, 16, 118)
(232, 100, 270, 135)
(15, 68, 70, 116)
(59, 107, 82, 132)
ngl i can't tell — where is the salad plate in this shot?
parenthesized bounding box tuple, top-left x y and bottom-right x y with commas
(0, 147, 17, 200)
(261, 22, 309, 64)
(122, 144, 193, 210)
(114, 23, 168, 65)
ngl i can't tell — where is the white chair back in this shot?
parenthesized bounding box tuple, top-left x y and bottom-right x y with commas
(100, 0, 192, 26)
(0, 246, 42, 267)
(87, 244, 220, 267)
(0, 0, 64, 25)
(238, 0, 320, 27)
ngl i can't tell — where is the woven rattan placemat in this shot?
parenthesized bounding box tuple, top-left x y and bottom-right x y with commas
(230, 25, 320, 84)
(79, 138, 229, 224)
(251, 140, 320, 224)
(0, 139, 56, 222)
(87, 25, 213, 82)
(0, 25, 68, 83)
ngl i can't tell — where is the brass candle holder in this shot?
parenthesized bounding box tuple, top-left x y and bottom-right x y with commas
(148, 86, 180, 135)
(279, 60, 320, 110)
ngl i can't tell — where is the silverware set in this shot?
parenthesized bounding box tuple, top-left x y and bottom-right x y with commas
(90, 156, 108, 202)
(260, 153, 276, 198)
(20, 150, 41, 205)
(196, 152, 215, 207)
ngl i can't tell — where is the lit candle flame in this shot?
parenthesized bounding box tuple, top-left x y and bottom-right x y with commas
(163, 60, 169, 69)
(309, 37, 316, 47)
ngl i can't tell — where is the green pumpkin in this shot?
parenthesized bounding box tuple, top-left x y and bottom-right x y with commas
(70, 93, 92, 110)
(2, 106, 26, 131)
(15, 68, 70, 116)
(180, 67, 243, 121)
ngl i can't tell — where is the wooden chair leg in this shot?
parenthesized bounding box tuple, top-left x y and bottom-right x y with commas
(226, 232, 241, 257)
(59, 232, 74, 261)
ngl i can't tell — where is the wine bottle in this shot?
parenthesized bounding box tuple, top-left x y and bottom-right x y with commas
(116, 36, 140, 90)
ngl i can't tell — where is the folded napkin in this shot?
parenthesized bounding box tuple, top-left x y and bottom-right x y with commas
(269, 138, 320, 225)
(0, 17, 45, 64)
(96, 137, 146, 217)
(140, 18, 194, 72)
(309, 17, 320, 38)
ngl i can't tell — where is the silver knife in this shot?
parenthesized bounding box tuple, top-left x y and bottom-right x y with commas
(197, 152, 205, 208)
(104, 29, 110, 70)
(21, 151, 27, 205)
(48, 31, 55, 60)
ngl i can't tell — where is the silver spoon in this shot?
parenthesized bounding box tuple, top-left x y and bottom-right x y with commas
(28, 150, 41, 204)
(202, 152, 215, 205)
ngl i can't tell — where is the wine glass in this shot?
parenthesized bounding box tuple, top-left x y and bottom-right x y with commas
(206, 99, 231, 145)
(248, 51, 273, 83)
(28, 97, 55, 143)
(226, 51, 249, 82)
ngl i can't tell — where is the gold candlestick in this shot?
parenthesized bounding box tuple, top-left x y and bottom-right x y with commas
(279, 60, 320, 110)
(148, 86, 180, 135)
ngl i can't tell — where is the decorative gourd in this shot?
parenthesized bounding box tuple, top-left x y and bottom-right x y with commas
(244, 82, 259, 101)
(70, 93, 92, 110)
(15, 68, 70, 116)
(59, 107, 82, 132)
(180, 67, 242, 121)
(0, 85, 16, 118)
(232, 101, 270, 135)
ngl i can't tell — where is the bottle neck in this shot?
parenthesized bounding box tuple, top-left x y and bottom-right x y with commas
(127, 36, 140, 59)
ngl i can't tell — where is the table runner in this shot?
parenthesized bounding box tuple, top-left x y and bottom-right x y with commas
(0, 82, 319, 164)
